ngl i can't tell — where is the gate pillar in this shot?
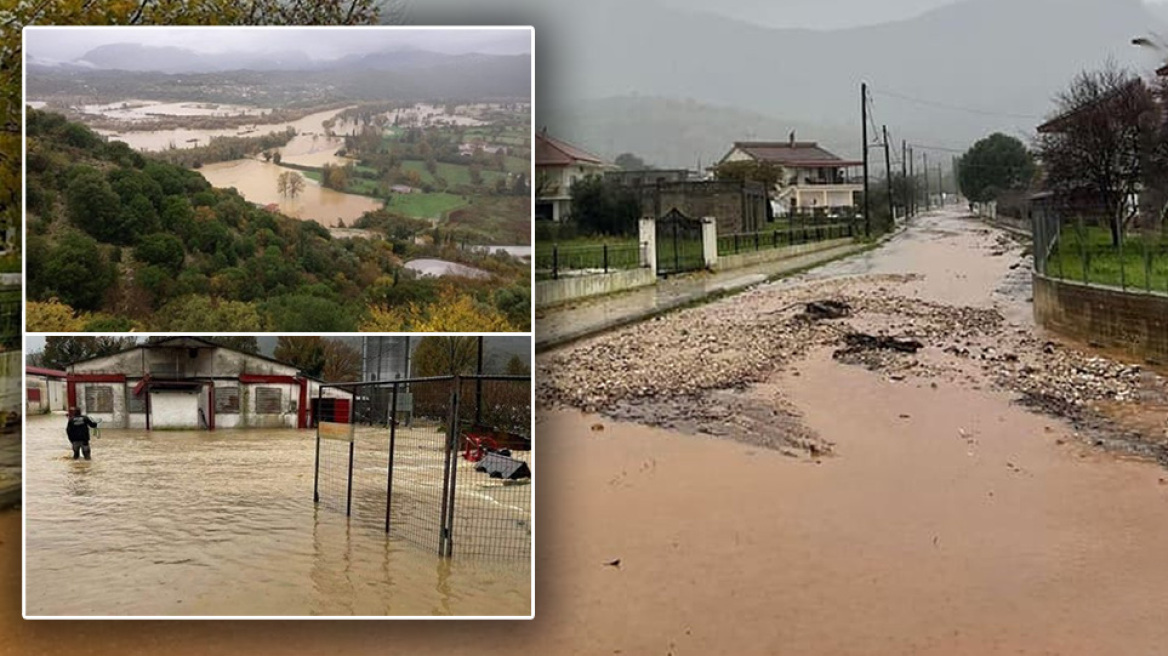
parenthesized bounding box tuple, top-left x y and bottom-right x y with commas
(639, 216, 657, 276)
(701, 217, 718, 269)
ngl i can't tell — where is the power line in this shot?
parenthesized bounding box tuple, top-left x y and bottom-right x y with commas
(870, 87, 1044, 121)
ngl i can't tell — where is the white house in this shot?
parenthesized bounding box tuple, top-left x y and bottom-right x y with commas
(718, 138, 863, 215)
(26, 366, 67, 415)
(65, 337, 352, 430)
(534, 129, 608, 222)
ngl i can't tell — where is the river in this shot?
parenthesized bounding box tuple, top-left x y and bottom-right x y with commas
(22, 416, 530, 617)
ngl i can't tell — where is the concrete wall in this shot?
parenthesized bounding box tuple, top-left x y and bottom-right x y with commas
(26, 376, 66, 414)
(1033, 274, 1168, 363)
(634, 180, 767, 235)
(712, 237, 855, 272)
(536, 267, 657, 308)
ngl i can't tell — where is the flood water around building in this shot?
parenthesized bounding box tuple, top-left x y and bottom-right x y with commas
(22, 415, 530, 617)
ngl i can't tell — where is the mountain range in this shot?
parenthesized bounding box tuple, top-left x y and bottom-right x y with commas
(407, 0, 1168, 167)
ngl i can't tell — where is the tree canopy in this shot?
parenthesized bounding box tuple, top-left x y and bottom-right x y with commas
(957, 133, 1036, 203)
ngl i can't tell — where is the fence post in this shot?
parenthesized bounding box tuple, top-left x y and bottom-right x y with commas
(444, 378, 462, 558)
(345, 431, 355, 518)
(552, 244, 559, 281)
(385, 382, 399, 534)
(734, 233, 739, 254)
(438, 381, 457, 556)
(313, 385, 323, 503)
(754, 231, 760, 251)
(1144, 239, 1152, 293)
(603, 243, 609, 273)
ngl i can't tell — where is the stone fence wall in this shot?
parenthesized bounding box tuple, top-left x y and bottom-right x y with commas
(1033, 274, 1168, 364)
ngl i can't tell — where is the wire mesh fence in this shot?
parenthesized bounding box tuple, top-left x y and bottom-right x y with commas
(1032, 207, 1168, 295)
(314, 375, 532, 560)
(534, 241, 647, 280)
(717, 222, 855, 257)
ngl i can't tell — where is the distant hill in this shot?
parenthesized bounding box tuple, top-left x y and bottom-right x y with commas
(410, 0, 1167, 161)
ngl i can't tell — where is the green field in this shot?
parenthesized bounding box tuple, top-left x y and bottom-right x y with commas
(1048, 225, 1168, 292)
(386, 191, 468, 220)
(534, 237, 642, 280)
(400, 160, 509, 186)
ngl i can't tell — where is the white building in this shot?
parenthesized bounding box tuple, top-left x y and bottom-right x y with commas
(718, 139, 862, 215)
(534, 129, 608, 222)
(26, 366, 67, 415)
(65, 337, 352, 430)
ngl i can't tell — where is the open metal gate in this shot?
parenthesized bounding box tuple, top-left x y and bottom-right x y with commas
(314, 375, 531, 559)
(655, 208, 706, 276)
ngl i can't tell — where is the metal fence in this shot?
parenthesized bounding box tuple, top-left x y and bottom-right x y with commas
(314, 375, 532, 560)
(717, 222, 855, 257)
(0, 286, 17, 351)
(534, 241, 647, 280)
(1033, 208, 1168, 294)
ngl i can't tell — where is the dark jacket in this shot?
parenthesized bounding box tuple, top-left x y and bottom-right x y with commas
(66, 415, 98, 443)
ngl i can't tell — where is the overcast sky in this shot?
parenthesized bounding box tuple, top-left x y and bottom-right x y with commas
(403, 0, 1168, 30)
(25, 26, 531, 63)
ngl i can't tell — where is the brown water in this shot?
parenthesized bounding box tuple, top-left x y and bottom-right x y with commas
(22, 415, 530, 617)
(196, 159, 381, 227)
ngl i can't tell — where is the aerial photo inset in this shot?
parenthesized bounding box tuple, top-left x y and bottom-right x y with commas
(23, 26, 532, 332)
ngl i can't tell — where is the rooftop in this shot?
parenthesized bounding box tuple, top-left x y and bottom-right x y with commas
(535, 130, 606, 167)
(727, 141, 862, 168)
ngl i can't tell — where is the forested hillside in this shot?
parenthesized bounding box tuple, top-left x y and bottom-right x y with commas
(24, 110, 529, 332)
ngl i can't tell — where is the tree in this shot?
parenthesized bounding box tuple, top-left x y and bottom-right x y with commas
(322, 339, 362, 382)
(614, 152, 649, 170)
(505, 354, 530, 376)
(713, 159, 785, 189)
(273, 336, 326, 378)
(568, 175, 641, 236)
(361, 288, 515, 332)
(1036, 62, 1160, 245)
(413, 336, 480, 377)
(272, 150, 282, 165)
(41, 336, 138, 371)
(25, 299, 87, 332)
(209, 336, 259, 354)
(277, 171, 305, 199)
(958, 134, 1036, 203)
(41, 232, 117, 311)
(134, 233, 186, 274)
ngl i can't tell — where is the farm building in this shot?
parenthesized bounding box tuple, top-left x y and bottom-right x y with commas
(64, 337, 352, 431)
(26, 366, 67, 414)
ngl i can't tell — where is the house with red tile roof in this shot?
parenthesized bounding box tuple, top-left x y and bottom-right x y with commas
(717, 136, 862, 215)
(535, 129, 609, 222)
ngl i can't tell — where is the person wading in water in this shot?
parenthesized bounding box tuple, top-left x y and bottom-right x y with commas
(66, 407, 98, 460)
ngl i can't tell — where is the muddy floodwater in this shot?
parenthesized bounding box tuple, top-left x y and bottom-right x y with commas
(197, 159, 381, 227)
(22, 415, 530, 617)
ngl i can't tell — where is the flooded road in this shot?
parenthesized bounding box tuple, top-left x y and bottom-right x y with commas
(197, 159, 381, 227)
(22, 415, 529, 617)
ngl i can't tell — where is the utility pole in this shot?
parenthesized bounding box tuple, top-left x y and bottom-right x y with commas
(861, 82, 870, 238)
(883, 125, 894, 225)
(908, 146, 915, 217)
(923, 152, 930, 212)
(937, 164, 943, 206)
(901, 140, 908, 218)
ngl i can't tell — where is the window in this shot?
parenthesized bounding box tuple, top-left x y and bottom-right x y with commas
(84, 385, 114, 414)
(128, 392, 146, 414)
(216, 386, 240, 414)
(255, 387, 282, 414)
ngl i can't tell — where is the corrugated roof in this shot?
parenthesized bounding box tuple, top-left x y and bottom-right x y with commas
(726, 141, 861, 168)
(535, 131, 605, 167)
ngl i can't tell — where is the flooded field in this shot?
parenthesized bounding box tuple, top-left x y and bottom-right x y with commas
(197, 159, 380, 227)
(81, 100, 266, 122)
(22, 415, 530, 617)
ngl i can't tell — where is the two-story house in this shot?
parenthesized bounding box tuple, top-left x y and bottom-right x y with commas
(717, 138, 862, 216)
(534, 129, 608, 222)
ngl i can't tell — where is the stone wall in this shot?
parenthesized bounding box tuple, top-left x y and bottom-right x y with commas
(1033, 274, 1168, 363)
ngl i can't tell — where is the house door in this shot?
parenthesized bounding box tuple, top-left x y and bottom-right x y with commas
(150, 390, 201, 429)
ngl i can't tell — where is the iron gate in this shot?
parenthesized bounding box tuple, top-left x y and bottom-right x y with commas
(313, 375, 532, 559)
(655, 208, 706, 276)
